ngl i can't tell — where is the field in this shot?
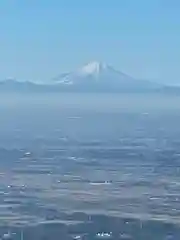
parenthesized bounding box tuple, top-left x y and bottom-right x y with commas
(0, 93, 180, 239)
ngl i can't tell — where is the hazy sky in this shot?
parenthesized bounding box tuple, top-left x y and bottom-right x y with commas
(0, 0, 180, 83)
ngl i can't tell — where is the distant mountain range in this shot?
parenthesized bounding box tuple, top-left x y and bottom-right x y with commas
(0, 61, 179, 93)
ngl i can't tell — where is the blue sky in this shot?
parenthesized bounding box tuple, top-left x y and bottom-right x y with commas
(0, 0, 180, 83)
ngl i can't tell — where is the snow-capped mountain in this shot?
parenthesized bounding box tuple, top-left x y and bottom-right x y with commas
(54, 61, 128, 84)
(52, 61, 162, 91)
(0, 61, 174, 93)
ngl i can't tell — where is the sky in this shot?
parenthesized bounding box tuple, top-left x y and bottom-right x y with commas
(0, 0, 180, 84)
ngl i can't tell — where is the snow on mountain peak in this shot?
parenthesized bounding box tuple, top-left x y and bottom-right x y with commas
(51, 61, 162, 91)
(77, 61, 108, 76)
(52, 61, 129, 85)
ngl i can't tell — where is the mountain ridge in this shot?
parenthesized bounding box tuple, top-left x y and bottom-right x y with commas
(0, 61, 178, 93)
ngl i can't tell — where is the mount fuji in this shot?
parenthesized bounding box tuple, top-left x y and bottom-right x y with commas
(0, 61, 174, 93)
(52, 61, 162, 92)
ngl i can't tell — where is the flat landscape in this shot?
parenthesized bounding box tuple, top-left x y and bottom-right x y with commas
(0, 93, 180, 239)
